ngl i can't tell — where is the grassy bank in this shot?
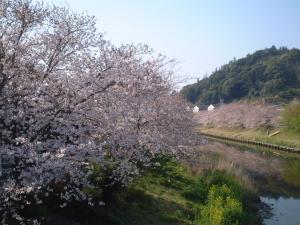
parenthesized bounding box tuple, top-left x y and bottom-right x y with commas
(93, 159, 261, 225)
(133, 159, 260, 225)
(200, 127, 300, 148)
(21, 158, 261, 225)
(198, 129, 300, 194)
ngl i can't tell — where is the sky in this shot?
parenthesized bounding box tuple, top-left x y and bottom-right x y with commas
(49, 0, 300, 86)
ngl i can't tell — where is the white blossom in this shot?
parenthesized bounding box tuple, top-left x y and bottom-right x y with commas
(0, 0, 199, 223)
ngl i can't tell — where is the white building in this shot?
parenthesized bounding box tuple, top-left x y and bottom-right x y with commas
(207, 104, 215, 111)
(193, 106, 199, 113)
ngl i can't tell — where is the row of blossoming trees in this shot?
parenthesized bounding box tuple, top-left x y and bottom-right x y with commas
(0, 0, 198, 223)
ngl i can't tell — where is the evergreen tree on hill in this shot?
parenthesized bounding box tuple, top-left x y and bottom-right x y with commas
(181, 46, 300, 104)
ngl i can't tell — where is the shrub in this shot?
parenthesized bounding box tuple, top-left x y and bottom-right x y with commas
(182, 178, 208, 203)
(196, 185, 244, 225)
(205, 171, 244, 201)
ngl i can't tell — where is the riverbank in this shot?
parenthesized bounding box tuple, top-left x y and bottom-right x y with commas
(16, 157, 261, 225)
(199, 131, 300, 154)
(97, 158, 261, 225)
(189, 142, 300, 224)
(192, 142, 300, 195)
(200, 127, 300, 149)
(9, 141, 300, 225)
(201, 128, 300, 192)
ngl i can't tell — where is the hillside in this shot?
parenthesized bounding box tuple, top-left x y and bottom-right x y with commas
(181, 46, 300, 104)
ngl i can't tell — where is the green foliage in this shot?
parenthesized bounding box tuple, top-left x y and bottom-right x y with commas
(182, 177, 208, 203)
(181, 46, 300, 104)
(196, 185, 243, 225)
(141, 160, 253, 225)
(282, 103, 300, 132)
(84, 164, 104, 199)
(16, 158, 258, 225)
(194, 171, 246, 225)
(147, 158, 195, 191)
(205, 171, 244, 201)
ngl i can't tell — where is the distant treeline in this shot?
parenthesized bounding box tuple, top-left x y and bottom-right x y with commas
(181, 46, 300, 104)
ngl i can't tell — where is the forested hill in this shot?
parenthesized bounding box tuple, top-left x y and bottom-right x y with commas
(181, 46, 300, 104)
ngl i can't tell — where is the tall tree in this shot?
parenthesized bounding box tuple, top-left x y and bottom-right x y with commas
(0, 1, 198, 223)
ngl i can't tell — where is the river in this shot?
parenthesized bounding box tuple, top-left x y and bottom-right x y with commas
(188, 141, 300, 225)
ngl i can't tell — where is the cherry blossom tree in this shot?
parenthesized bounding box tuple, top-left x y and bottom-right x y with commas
(0, 0, 198, 223)
(195, 102, 280, 129)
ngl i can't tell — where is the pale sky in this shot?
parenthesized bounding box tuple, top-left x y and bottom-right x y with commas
(48, 0, 300, 86)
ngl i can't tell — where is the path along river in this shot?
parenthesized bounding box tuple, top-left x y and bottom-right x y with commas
(188, 141, 300, 225)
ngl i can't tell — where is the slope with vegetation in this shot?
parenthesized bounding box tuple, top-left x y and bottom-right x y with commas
(181, 46, 300, 104)
(197, 102, 300, 148)
(282, 102, 300, 132)
(15, 157, 260, 225)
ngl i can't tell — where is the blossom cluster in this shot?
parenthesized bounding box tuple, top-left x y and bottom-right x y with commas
(0, 0, 198, 223)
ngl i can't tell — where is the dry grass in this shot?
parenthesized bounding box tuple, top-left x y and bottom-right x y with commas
(194, 102, 300, 148)
(200, 127, 300, 148)
(186, 145, 267, 193)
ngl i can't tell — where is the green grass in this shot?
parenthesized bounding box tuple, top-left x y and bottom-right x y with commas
(200, 127, 300, 148)
(196, 184, 243, 225)
(84, 159, 261, 225)
(11, 158, 261, 225)
(281, 103, 300, 133)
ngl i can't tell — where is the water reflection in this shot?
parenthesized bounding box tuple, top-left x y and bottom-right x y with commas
(189, 141, 300, 225)
(261, 197, 300, 225)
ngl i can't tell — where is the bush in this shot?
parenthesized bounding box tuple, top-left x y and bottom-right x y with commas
(196, 185, 244, 225)
(282, 103, 300, 132)
(148, 158, 194, 190)
(194, 171, 246, 225)
(182, 178, 208, 203)
(208, 171, 243, 198)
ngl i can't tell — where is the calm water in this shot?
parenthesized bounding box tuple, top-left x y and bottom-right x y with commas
(193, 141, 300, 225)
(261, 196, 300, 225)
